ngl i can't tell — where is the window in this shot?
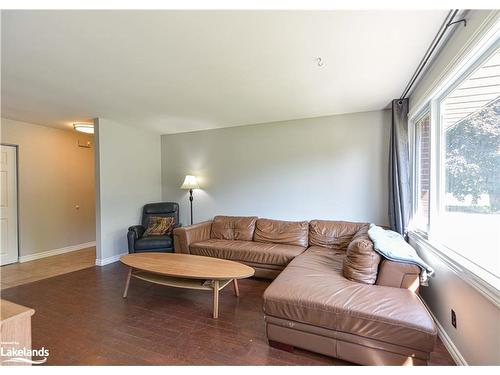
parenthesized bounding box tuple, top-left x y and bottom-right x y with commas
(414, 113, 431, 231)
(437, 48, 500, 278)
(411, 44, 500, 285)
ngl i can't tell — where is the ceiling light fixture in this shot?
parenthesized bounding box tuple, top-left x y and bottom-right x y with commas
(73, 123, 94, 134)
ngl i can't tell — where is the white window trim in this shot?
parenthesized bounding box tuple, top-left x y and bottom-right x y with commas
(409, 110, 431, 235)
(409, 231, 500, 308)
(408, 22, 500, 304)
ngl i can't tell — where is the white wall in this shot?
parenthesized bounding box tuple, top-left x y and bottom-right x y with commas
(408, 10, 500, 365)
(95, 118, 161, 264)
(0, 118, 95, 257)
(162, 110, 390, 226)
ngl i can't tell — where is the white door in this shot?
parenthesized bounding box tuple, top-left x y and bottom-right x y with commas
(0, 145, 19, 265)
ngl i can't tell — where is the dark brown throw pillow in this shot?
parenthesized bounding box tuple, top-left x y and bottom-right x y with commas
(144, 216, 175, 236)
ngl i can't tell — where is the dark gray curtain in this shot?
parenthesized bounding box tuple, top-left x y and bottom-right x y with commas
(388, 98, 411, 235)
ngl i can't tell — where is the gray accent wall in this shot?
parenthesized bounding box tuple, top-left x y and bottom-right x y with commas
(161, 110, 391, 226)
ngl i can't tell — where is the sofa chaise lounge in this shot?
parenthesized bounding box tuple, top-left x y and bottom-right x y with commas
(173, 215, 436, 365)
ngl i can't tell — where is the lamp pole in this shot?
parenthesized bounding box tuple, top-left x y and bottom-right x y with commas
(189, 188, 194, 225)
(180, 175, 199, 226)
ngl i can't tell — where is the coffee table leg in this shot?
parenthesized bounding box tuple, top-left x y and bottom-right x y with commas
(123, 268, 132, 298)
(213, 280, 219, 319)
(233, 279, 240, 297)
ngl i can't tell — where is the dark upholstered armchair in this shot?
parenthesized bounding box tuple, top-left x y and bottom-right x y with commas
(127, 202, 179, 253)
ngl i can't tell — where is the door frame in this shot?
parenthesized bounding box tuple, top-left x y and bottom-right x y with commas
(1, 143, 20, 264)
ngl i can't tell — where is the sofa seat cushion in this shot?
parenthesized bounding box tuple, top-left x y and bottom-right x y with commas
(263, 247, 437, 353)
(135, 235, 172, 250)
(189, 239, 306, 266)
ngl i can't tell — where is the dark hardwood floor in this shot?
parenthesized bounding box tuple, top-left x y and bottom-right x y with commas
(1, 262, 456, 366)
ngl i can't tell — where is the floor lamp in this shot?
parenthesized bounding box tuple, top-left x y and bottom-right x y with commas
(180, 175, 199, 225)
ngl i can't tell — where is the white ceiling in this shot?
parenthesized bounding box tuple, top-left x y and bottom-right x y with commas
(1, 10, 448, 134)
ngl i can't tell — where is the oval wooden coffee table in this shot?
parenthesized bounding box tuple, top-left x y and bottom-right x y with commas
(120, 253, 255, 318)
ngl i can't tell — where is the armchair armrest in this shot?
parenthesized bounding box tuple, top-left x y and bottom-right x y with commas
(376, 259, 420, 292)
(127, 225, 145, 253)
(173, 221, 213, 254)
(128, 225, 145, 239)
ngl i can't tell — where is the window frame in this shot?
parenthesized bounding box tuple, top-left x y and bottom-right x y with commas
(435, 40, 500, 221)
(409, 38, 500, 297)
(410, 110, 431, 235)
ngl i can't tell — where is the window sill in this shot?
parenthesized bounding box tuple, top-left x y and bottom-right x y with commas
(408, 231, 500, 308)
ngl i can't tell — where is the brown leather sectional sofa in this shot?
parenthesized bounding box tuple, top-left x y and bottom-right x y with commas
(173, 216, 437, 365)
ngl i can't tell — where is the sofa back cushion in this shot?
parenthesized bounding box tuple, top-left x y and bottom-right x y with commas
(343, 225, 381, 284)
(309, 220, 367, 250)
(210, 216, 257, 241)
(254, 218, 308, 247)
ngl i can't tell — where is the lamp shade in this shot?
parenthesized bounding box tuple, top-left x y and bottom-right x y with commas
(180, 175, 199, 190)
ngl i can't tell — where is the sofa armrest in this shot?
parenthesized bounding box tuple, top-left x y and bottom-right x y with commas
(173, 221, 213, 254)
(376, 259, 420, 292)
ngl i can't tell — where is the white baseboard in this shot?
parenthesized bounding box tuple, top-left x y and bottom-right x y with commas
(422, 300, 468, 366)
(95, 252, 127, 266)
(19, 241, 96, 263)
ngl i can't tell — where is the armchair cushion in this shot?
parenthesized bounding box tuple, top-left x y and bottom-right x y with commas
(135, 235, 173, 251)
(144, 216, 175, 236)
(141, 202, 179, 228)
